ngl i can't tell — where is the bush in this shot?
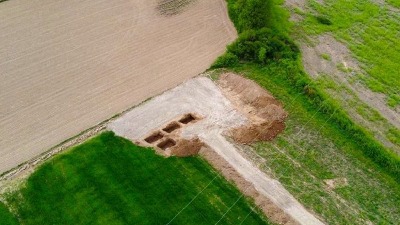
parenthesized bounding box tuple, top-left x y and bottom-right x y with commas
(315, 15, 332, 25)
(226, 28, 299, 64)
(211, 52, 239, 68)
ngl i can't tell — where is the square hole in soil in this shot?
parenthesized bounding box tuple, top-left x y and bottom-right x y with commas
(157, 138, 176, 150)
(179, 113, 196, 124)
(162, 122, 181, 133)
(144, 132, 164, 144)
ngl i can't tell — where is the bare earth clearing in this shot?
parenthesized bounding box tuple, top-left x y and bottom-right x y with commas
(109, 75, 324, 225)
(0, 0, 236, 173)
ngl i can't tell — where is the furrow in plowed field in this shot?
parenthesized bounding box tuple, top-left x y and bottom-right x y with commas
(0, 0, 237, 173)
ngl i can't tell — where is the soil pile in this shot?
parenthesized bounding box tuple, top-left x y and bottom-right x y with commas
(171, 138, 204, 157)
(218, 73, 288, 144)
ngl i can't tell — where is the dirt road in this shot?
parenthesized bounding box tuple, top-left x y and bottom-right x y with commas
(0, 0, 236, 173)
(109, 76, 324, 225)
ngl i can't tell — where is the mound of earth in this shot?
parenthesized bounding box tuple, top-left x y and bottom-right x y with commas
(170, 138, 205, 157)
(218, 73, 288, 144)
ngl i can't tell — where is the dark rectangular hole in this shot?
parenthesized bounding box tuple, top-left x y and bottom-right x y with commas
(179, 114, 196, 124)
(157, 138, 176, 150)
(144, 132, 164, 144)
(162, 122, 181, 133)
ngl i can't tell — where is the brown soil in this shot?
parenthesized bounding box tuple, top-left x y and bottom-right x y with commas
(145, 132, 164, 144)
(199, 147, 298, 225)
(178, 113, 197, 124)
(230, 120, 286, 144)
(162, 122, 181, 133)
(0, 0, 236, 174)
(157, 138, 176, 150)
(218, 73, 288, 144)
(170, 138, 204, 157)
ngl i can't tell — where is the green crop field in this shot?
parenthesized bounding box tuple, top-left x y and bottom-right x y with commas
(0, 202, 18, 225)
(1, 132, 270, 225)
(298, 0, 400, 107)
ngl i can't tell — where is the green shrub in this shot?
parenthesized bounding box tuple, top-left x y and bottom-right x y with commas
(211, 52, 239, 68)
(227, 0, 273, 33)
(226, 28, 299, 64)
(315, 15, 333, 25)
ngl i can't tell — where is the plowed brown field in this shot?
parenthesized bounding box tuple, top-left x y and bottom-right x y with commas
(0, 0, 236, 173)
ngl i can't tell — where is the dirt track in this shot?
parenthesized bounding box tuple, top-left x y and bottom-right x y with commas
(0, 0, 236, 173)
(109, 75, 324, 225)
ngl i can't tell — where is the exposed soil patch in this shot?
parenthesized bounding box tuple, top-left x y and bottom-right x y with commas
(171, 138, 204, 157)
(179, 113, 197, 124)
(157, 138, 176, 150)
(200, 147, 298, 225)
(0, 0, 236, 174)
(218, 73, 288, 144)
(145, 132, 164, 144)
(231, 120, 286, 144)
(324, 177, 348, 190)
(162, 122, 181, 133)
(157, 0, 197, 16)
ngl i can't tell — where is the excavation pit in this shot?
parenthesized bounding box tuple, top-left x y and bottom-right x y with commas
(157, 138, 176, 150)
(179, 113, 196, 124)
(144, 132, 164, 144)
(162, 122, 181, 133)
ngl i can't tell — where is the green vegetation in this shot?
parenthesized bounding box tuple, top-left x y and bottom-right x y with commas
(3, 132, 270, 225)
(320, 53, 331, 61)
(237, 64, 400, 224)
(0, 202, 18, 225)
(218, 0, 400, 182)
(298, 0, 400, 107)
(213, 0, 400, 223)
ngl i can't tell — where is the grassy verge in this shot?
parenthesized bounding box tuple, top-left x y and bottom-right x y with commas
(232, 64, 400, 224)
(3, 132, 271, 225)
(298, 0, 400, 107)
(214, 0, 400, 223)
(0, 202, 18, 225)
(217, 0, 399, 182)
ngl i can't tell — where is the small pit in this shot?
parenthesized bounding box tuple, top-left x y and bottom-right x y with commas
(179, 113, 196, 124)
(162, 122, 181, 133)
(157, 138, 176, 150)
(144, 132, 164, 144)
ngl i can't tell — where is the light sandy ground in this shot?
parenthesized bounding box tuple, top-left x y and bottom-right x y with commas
(0, 0, 236, 173)
(109, 76, 324, 225)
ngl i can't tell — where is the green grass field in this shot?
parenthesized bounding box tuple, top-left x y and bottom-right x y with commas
(232, 64, 400, 224)
(2, 132, 270, 225)
(217, 0, 400, 224)
(299, 0, 400, 107)
(0, 202, 18, 225)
